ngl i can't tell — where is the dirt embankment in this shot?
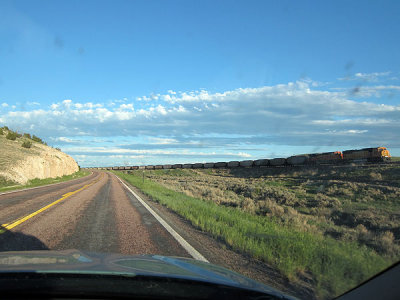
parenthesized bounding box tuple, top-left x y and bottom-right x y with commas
(0, 142, 79, 184)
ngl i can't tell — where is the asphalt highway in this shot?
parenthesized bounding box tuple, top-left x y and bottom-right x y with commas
(0, 171, 190, 257)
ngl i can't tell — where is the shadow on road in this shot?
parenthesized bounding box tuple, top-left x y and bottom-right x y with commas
(0, 226, 49, 251)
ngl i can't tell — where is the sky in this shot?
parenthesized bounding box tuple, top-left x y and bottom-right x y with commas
(0, 0, 399, 167)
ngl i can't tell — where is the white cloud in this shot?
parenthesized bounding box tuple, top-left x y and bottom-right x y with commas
(339, 71, 391, 82)
(331, 84, 400, 98)
(50, 136, 81, 144)
(149, 137, 178, 144)
(118, 103, 134, 111)
(1, 79, 399, 163)
(1, 103, 8, 107)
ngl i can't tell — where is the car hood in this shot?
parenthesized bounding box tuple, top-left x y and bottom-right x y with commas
(0, 249, 293, 298)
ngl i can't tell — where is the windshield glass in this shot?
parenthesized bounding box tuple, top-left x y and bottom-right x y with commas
(0, 1, 399, 299)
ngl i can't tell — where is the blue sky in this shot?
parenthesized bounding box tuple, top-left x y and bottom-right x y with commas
(0, 0, 399, 167)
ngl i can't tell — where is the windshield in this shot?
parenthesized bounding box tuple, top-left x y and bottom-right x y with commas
(0, 1, 399, 299)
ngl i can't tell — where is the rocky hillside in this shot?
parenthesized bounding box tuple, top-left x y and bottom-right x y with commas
(0, 127, 79, 184)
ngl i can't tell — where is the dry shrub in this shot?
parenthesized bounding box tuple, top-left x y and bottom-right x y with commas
(257, 199, 284, 217)
(310, 193, 341, 208)
(281, 206, 305, 228)
(241, 198, 256, 214)
(356, 224, 371, 244)
(369, 172, 383, 181)
(326, 184, 354, 198)
(376, 231, 397, 255)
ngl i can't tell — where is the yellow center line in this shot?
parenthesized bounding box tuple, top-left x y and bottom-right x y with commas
(0, 175, 102, 233)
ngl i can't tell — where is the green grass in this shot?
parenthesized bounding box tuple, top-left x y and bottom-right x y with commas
(391, 157, 400, 162)
(0, 170, 90, 193)
(114, 171, 392, 299)
(152, 169, 197, 177)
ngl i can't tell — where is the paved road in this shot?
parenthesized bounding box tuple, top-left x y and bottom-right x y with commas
(0, 171, 190, 257)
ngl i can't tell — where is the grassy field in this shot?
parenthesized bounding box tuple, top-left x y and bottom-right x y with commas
(0, 170, 90, 193)
(114, 164, 400, 299)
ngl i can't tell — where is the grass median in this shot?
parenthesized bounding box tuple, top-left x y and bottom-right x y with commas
(115, 170, 392, 299)
(0, 170, 90, 193)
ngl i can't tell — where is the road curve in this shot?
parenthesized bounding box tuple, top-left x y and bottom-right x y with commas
(0, 171, 190, 258)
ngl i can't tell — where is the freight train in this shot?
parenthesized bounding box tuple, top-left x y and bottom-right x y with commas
(105, 147, 391, 170)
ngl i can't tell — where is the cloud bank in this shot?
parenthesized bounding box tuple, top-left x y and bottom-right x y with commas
(1, 76, 399, 166)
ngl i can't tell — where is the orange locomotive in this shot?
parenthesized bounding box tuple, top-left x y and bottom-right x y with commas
(308, 151, 343, 164)
(342, 147, 391, 162)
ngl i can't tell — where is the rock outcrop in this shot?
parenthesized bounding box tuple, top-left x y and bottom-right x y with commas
(0, 142, 79, 185)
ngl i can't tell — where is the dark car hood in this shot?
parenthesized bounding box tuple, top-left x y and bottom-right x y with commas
(0, 249, 294, 298)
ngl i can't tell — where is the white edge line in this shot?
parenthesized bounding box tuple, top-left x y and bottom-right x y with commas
(0, 171, 94, 196)
(114, 174, 209, 263)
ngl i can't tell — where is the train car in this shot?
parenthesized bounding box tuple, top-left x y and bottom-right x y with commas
(270, 158, 286, 166)
(287, 155, 309, 166)
(182, 164, 193, 169)
(193, 163, 204, 169)
(215, 162, 227, 168)
(342, 147, 391, 162)
(131, 166, 139, 170)
(138, 166, 146, 170)
(254, 159, 269, 167)
(145, 165, 155, 170)
(172, 164, 183, 169)
(162, 164, 172, 169)
(227, 161, 240, 168)
(309, 151, 343, 164)
(154, 165, 163, 169)
(204, 162, 215, 169)
(239, 160, 254, 167)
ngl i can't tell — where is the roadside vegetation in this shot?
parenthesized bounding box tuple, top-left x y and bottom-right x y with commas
(115, 164, 400, 299)
(0, 170, 90, 193)
(0, 126, 47, 150)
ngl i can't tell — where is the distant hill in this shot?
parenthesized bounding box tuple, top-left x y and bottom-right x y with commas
(0, 126, 79, 184)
